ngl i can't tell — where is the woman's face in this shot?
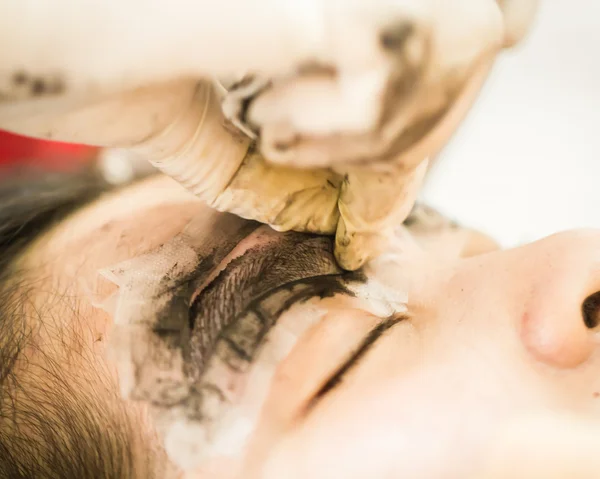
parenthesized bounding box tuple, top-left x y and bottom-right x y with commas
(19, 175, 600, 478)
(259, 229, 600, 479)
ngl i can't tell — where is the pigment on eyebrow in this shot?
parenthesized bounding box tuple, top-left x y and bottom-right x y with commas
(97, 213, 259, 405)
(186, 232, 357, 374)
(101, 212, 409, 469)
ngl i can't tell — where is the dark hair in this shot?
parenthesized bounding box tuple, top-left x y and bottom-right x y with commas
(0, 166, 162, 478)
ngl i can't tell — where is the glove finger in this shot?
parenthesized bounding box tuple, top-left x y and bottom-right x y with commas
(211, 150, 341, 234)
(254, 49, 495, 172)
(0, 79, 198, 147)
(224, 0, 502, 172)
(133, 81, 341, 235)
(133, 81, 250, 203)
(496, 0, 540, 47)
(334, 159, 428, 271)
(0, 0, 323, 100)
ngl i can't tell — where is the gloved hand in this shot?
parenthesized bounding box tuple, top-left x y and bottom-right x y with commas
(0, 0, 538, 270)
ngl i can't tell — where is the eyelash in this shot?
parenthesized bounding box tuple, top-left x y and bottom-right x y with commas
(303, 314, 408, 413)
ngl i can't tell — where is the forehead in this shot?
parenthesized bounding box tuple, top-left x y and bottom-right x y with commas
(18, 176, 214, 341)
(42, 175, 205, 245)
(26, 175, 218, 280)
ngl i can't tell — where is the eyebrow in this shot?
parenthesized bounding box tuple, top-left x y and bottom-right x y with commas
(187, 232, 348, 373)
(305, 315, 406, 411)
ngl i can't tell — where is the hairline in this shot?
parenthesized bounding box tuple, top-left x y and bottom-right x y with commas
(0, 167, 166, 478)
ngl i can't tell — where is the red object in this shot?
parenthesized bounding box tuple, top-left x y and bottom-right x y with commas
(0, 129, 97, 170)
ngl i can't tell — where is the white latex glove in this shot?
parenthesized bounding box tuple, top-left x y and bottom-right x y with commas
(0, 0, 538, 270)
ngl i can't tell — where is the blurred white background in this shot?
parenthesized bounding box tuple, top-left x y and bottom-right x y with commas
(422, 1, 600, 247)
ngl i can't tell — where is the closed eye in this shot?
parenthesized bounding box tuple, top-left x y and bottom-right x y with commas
(303, 315, 407, 413)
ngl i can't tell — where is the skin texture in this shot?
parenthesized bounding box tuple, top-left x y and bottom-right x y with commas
(16, 175, 600, 478)
(260, 230, 600, 479)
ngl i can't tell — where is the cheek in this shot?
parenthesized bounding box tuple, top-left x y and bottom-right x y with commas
(255, 320, 565, 479)
(241, 301, 381, 475)
(251, 323, 455, 478)
(260, 369, 491, 479)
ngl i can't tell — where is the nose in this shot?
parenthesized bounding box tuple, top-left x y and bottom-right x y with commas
(433, 230, 600, 370)
(505, 230, 600, 368)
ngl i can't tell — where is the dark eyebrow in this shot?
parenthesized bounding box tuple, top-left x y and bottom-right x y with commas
(186, 233, 350, 375)
(305, 315, 407, 411)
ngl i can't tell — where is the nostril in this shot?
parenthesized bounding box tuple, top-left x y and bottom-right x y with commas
(379, 21, 416, 52)
(582, 291, 600, 329)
